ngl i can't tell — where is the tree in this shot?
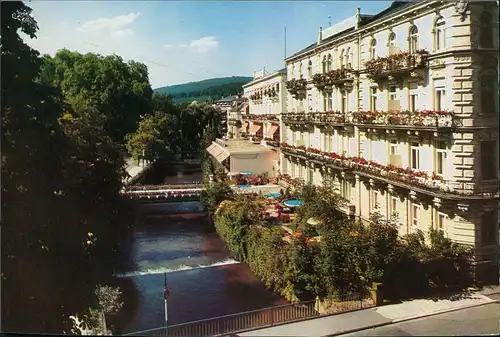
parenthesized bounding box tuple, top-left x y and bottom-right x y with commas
(2, 2, 134, 332)
(125, 111, 179, 162)
(39, 50, 153, 144)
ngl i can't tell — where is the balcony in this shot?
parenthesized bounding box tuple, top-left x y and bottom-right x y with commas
(242, 114, 280, 122)
(352, 110, 460, 132)
(365, 50, 429, 81)
(280, 143, 499, 200)
(264, 138, 280, 148)
(286, 78, 307, 99)
(228, 118, 242, 127)
(312, 68, 355, 91)
(282, 112, 351, 132)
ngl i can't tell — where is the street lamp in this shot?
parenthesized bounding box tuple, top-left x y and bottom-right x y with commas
(163, 273, 170, 333)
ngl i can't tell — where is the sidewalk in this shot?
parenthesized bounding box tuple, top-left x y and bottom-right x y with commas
(237, 292, 497, 337)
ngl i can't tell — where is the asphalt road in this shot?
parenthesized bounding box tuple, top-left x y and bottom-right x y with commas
(339, 302, 500, 336)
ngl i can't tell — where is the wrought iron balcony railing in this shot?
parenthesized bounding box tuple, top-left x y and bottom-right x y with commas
(242, 114, 280, 122)
(280, 144, 499, 199)
(281, 110, 459, 131)
(365, 50, 429, 79)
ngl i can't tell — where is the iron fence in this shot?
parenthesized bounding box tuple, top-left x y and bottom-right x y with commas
(124, 293, 374, 337)
(124, 300, 318, 337)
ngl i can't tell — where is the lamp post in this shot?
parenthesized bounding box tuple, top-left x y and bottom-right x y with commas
(163, 273, 170, 334)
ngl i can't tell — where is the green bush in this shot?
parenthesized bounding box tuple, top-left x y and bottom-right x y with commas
(211, 182, 474, 303)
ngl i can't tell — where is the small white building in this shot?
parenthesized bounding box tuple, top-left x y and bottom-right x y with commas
(206, 138, 279, 178)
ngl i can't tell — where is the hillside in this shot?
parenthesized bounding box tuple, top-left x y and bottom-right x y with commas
(154, 76, 252, 103)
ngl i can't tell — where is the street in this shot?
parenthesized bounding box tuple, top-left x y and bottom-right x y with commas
(339, 302, 500, 336)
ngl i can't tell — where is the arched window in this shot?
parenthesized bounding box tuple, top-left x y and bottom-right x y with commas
(307, 60, 313, 78)
(480, 12, 493, 48)
(327, 54, 332, 71)
(409, 25, 419, 53)
(346, 47, 352, 68)
(299, 62, 303, 78)
(435, 17, 446, 51)
(370, 39, 377, 59)
(322, 56, 327, 73)
(388, 32, 396, 46)
(339, 49, 344, 69)
(291, 65, 295, 78)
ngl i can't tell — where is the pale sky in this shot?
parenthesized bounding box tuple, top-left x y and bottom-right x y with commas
(23, 1, 393, 88)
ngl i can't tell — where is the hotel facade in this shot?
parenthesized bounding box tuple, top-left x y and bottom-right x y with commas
(280, 0, 499, 283)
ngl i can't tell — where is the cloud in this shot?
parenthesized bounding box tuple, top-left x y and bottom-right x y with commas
(79, 12, 142, 32)
(111, 29, 134, 38)
(163, 36, 219, 54)
(189, 36, 219, 53)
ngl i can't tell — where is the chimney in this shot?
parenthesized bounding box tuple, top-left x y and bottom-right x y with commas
(317, 26, 323, 45)
(355, 7, 361, 29)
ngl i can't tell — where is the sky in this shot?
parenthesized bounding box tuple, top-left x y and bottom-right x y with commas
(23, 0, 393, 89)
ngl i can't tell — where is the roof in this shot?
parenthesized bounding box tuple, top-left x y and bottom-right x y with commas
(285, 0, 422, 61)
(216, 95, 239, 103)
(364, 1, 417, 24)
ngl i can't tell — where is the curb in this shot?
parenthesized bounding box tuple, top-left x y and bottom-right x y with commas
(325, 299, 499, 337)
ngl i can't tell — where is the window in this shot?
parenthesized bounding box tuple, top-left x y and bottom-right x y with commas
(435, 18, 446, 51)
(480, 12, 493, 48)
(409, 25, 419, 53)
(322, 56, 327, 73)
(299, 63, 303, 79)
(481, 141, 497, 180)
(324, 134, 331, 152)
(388, 32, 396, 46)
(342, 180, 351, 200)
(481, 77, 497, 114)
(437, 212, 447, 233)
(435, 89, 446, 110)
(341, 91, 348, 113)
(390, 140, 398, 155)
(346, 47, 352, 68)
(372, 191, 379, 210)
(436, 141, 447, 176)
(435, 80, 446, 111)
(482, 211, 497, 246)
(411, 142, 420, 170)
(339, 50, 344, 70)
(327, 54, 332, 72)
(412, 204, 420, 227)
(409, 93, 418, 112)
(308, 60, 313, 78)
(391, 197, 397, 214)
(389, 86, 397, 101)
(370, 87, 377, 111)
(370, 39, 377, 59)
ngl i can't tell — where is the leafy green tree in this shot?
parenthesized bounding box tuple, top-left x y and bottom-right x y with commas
(2, 2, 134, 333)
(40, 50, 153, 143)
(125, 111, 179, 162)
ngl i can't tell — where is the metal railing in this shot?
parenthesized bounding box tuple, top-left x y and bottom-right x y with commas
(124, 300, 318, 337)
(124, 293, 374, 337)
(281, 148, 499, 198)
(127, 182, 203, 192)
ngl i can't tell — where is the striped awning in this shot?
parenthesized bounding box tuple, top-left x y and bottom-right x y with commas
(266, 124, 279, 138)
(249, 124, 262, 135)
(206, 143, 230, 163)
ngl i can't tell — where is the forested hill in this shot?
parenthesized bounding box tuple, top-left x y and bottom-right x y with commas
(154, 76, 252, 103)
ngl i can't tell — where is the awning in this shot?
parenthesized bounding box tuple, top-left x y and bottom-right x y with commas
(266, 124, 279, 138)
(241, 121, 249, 131)
(249, 124, 262, 135)
(206, 143, 230, 163)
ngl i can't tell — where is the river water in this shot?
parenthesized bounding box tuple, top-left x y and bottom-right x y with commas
(116, 163, 286, 334)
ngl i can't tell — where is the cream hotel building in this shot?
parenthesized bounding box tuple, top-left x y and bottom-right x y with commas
(280, 0, 499, 283)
